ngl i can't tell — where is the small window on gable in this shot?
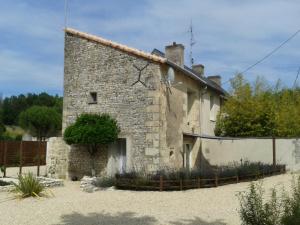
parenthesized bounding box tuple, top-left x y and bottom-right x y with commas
(89, 92, 97, 104)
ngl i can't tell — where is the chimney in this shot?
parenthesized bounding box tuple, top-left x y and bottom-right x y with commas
(192, 64, 205, 77)
(165, 42, 185, 67)
(207, 75, 221, 86)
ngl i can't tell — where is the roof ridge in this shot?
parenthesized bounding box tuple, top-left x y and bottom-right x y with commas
(65, 28, 167, 64)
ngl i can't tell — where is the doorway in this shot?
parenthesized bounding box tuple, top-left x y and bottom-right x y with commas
(107, 138, 127, 176)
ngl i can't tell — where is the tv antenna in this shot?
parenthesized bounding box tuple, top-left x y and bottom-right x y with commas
(188, 20, 196, 66)
(64, 0, 69, 28)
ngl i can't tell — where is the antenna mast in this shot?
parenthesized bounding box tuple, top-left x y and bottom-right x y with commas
(189, 20, 196, 66)
(64, 0, 69, 28)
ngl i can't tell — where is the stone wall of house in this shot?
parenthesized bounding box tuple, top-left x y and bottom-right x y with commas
(62, 32, 162, 176)
(47, 137, 109, 179)
(158, 65, 221, 169)
(46, 137, 69, 179)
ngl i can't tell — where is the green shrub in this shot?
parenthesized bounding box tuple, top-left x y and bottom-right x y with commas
(239, 182, 281, 225)
(239, 176, 300, 225)
(281, 177, 300, 225)
(13, 173, 45, 198)
(95, 177, 115, 188)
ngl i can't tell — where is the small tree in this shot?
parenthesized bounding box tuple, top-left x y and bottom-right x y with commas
(63, 113, 120, 176)
(19, 106, 61, 141)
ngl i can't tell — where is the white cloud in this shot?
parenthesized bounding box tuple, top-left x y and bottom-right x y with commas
(0, 0, 299, 95)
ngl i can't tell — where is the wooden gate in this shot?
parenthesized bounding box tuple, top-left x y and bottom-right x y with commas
(0, 141, 47, 177)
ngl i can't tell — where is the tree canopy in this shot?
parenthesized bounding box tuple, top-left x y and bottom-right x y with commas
(64, 113, 120, 148)
(215, 74, 300, 137)
(19, 106, 62, 140)
(0, 92, 62, 125)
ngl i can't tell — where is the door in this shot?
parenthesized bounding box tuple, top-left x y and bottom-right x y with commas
(107, 138, 127, 176)
(118, 138, 126, 174)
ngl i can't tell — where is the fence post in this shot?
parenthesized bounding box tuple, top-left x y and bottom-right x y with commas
(37, 141, 41, 177)
(272, 137, 276, 169)
(3, 142, 7, 177)
(215, 174, 218, 187)
(159, 175, 163, 191)
(236, 175, 239, 183)
(197, 177, 201, 188)
(19, 141, 23, 175)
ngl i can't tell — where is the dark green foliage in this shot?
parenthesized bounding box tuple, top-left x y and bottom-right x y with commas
(13, 173, 45, 198)
(239, 183, 281, 225)
(19, 106, 62, 140)
(64, 114, 120, 147)
(0, 180, 10, 186)
(0, 92, 62, 125)
(64, 113, 120, 175)
(239, 176, 300, 225)
(215, 74, 300, 137)
(95, 177, 116, 188)
(281, 177, 300, 225)
(0, 122, 5, 137)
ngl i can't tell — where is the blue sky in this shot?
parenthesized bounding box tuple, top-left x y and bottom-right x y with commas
(0, 0, 299, 96)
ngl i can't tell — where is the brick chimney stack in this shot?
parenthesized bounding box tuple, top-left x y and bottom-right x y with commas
(165, 42, 185, 67)
(192, 64, 205, 77)
(207, 75, 221, 86)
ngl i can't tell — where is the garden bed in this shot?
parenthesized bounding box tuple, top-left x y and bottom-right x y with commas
(115, 163, 286, 191)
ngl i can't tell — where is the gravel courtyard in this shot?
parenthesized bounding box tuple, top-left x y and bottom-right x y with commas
(0, 173, 297, 225)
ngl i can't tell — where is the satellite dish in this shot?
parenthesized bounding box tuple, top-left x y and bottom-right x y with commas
(167, 67, 175, 84)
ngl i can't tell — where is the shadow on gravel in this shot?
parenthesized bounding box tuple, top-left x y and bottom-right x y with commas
(170, 217, 227, 225)
(57, 211, 157, 225)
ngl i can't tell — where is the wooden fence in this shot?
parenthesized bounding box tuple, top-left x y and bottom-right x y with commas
(0, 141, 47, 177)
(115, 166, 286, 191)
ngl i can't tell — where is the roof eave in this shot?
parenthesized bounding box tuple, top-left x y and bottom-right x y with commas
(65, 28, 167, 64)
(166, 60, 226, 95)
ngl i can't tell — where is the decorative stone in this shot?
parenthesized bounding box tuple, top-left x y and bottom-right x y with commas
(80, 176, 99, 193)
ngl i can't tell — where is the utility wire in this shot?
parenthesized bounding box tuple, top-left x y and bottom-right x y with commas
(293, 66, 300, 88)
(222, 29, 300, 86)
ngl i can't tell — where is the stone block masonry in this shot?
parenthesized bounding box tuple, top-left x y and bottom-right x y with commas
(60, 32, 163, 178)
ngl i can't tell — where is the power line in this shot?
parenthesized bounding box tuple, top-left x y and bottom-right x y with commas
(293, 66, 300, 88)
(222, 28, 300, 86)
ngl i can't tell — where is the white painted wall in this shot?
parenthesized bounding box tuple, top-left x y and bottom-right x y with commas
(201, 138, 300, 171)
(200, 91, 220, 136)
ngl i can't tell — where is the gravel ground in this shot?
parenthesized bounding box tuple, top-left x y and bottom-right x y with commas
(0, 173, 297, 225)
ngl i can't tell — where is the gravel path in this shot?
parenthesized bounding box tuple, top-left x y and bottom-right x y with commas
(0, 173, 297, 225)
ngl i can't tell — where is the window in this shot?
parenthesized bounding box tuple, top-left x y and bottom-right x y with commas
(89, 92, 97, 104)
(210, 95, 215, 121)
(187, 91, 194, 115)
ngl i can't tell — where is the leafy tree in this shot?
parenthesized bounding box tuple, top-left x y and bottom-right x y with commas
(215, 74, 300, 137)
(19, 106, 62, 140)
(64, 114, 120, 176)
(0, 92, 62, 125)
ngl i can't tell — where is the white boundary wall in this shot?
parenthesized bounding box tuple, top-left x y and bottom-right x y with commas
(201, 138, 300, 171)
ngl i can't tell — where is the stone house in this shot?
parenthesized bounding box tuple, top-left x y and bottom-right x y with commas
(47, 28, 226, 179)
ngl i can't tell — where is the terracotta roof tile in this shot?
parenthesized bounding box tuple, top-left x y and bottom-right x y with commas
(65, 28, 167, 64)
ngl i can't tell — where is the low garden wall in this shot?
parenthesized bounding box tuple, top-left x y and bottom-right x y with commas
(201, 137, 300, 171)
